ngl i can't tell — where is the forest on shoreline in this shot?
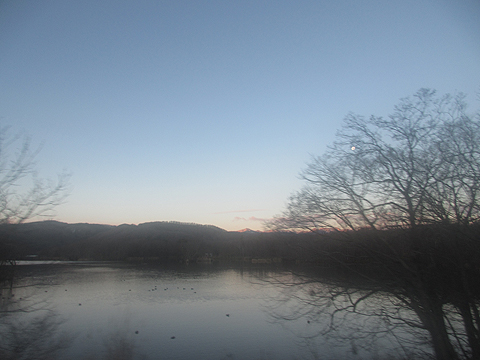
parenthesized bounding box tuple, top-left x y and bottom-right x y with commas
(0, 220, 299, 263)
(1, 220, 479, 271)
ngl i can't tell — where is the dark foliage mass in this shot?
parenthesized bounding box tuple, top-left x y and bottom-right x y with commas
(0, 220, 299, 263)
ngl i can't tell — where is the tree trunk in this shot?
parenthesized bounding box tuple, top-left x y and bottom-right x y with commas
(457, 299, 480, 359)
(414, 295, 459, 360)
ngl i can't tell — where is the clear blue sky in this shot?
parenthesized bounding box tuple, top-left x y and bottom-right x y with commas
(1, 0, 479, 230)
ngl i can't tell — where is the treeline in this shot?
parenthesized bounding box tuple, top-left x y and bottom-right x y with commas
(0, 221, 303, 263)
(300, 223, 480, 285)
(2, 221, 480, 273)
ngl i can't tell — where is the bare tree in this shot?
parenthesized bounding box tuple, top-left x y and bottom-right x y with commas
(0, 126, 72, 359)
(268, 89, 480, 359)
(0, 126, 70, 280)
(270, 89, 480, 233)
(0, 127, 70, 224)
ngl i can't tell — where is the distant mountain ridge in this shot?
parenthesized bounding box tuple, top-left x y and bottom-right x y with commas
(237, 228, 261, 233)
(0, 220, 291, 262)
(14, 220, 247, 233)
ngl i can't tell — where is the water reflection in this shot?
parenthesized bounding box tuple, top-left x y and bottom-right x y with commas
(2, 263, 302, 360)
(0, 295, 71, 360)
(0, 262, 443, 359)
(260, 268, 433, 359)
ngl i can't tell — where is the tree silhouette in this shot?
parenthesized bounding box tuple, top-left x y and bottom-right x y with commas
(268, 89, 480, 359)
(0, 126, 70, 282)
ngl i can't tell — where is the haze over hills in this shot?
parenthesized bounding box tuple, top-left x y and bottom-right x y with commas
(236, 228, 262, 233)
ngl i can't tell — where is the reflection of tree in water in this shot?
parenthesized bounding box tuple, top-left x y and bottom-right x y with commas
(0, 313, 71, 360)
(263, 269, 436, 359)
(0, 287, 144, 360)
(263, 231, 480, 359)
(0, 295, 71, 360)
(102, 332, 136, 360)
(80, 329, 145, 360)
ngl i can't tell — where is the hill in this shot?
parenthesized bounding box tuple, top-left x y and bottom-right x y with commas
(0, 221, 297, 262)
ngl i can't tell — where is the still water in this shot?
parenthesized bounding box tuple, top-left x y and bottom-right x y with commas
(1, 262, 430, 360)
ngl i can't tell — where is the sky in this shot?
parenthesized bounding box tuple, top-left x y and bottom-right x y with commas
(1, 0, 479, 231)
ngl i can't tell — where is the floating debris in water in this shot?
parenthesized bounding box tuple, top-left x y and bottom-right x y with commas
(170, 336, 175, 339)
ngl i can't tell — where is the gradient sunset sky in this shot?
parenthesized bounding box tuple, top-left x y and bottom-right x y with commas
(1, 0, 479, 230)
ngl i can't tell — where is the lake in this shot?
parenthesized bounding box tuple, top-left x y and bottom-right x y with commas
(0, 262, 432, 360)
